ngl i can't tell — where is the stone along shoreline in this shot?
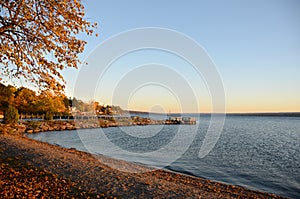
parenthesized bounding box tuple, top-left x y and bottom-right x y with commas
(0, 115, 197, 135)
(0, 134, 287, 198)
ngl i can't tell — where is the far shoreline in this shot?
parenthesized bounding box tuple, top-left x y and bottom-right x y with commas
(128, 110, 300, 117)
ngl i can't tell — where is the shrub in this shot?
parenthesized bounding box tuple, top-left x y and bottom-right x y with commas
(45, 112, 53, 121)
(4, 105, 19, 124)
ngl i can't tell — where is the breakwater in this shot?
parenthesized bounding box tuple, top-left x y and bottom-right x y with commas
(0, 115, 196, 135)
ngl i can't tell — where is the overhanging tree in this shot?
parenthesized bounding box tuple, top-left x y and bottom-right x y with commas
(0, 0, 97, 92)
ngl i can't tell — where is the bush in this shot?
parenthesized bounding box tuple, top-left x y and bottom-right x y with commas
(44, 112, 53, 121)
(4, 105, 19, 124)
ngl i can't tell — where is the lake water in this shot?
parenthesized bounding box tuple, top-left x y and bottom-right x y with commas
(27, 115, 300, 198)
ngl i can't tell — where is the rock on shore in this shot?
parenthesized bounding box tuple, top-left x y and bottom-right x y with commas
(0, 120, 102, 135)
(0, 118, 160, 135)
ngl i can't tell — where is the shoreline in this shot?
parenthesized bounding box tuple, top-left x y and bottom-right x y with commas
(0, 117, 195, 136)
(0, 134, 287, 198)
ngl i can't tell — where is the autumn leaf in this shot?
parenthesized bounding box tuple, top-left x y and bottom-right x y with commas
(0, 0, 98, 93)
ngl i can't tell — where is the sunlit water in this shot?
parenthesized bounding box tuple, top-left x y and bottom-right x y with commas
(27, 116, 300, 198)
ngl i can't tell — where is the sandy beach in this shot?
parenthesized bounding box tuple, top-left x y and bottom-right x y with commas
(0, 134, 287, 198)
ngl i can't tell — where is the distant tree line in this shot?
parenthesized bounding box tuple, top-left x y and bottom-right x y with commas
(0, 83, 69, 118)
(70, 99, 124, 115)
(0, 83, 125, 121)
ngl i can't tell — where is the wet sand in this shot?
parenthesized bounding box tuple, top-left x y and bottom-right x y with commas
(0, 134, 287, 198)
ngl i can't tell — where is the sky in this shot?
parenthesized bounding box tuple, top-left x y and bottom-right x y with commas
(62, 0, 300, 113)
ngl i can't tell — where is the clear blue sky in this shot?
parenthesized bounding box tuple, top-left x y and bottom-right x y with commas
(63, 0, 300, 113)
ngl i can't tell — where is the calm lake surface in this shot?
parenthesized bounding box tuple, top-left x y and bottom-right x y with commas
(27, 115, 300, 198)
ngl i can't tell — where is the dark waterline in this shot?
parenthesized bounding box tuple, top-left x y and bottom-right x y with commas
(27, 115, 300, 198)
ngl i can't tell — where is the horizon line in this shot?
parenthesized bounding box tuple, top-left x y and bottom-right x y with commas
(126, 110, 300, 116)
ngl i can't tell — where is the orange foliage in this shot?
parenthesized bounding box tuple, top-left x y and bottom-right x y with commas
(0, 0, 97, 93)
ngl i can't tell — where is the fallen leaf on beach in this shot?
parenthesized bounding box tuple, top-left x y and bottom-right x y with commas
(0, 156, 110, 198)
